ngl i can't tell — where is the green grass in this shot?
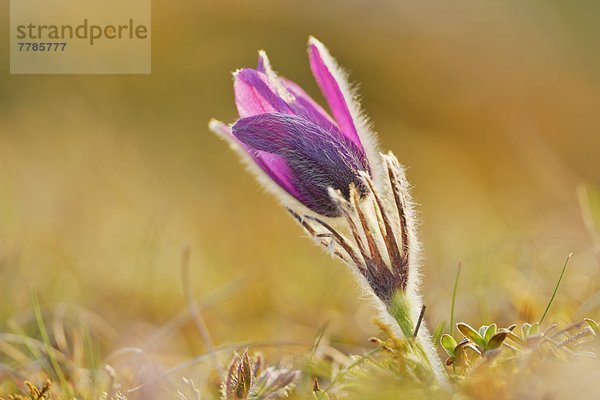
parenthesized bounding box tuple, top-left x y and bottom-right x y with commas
(1, 246, 598, 400)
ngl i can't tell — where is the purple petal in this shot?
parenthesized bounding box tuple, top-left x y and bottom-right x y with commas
(281, 77, 338, 133)
(251, 150, 303, 199)
(234, 69, 293, 118)
(257, 54, 266, 73)
(255, 51, 338, 134)
(308, 40, 362, 149)
(232, 113, 368, 216)
(210, 119, 301, 199)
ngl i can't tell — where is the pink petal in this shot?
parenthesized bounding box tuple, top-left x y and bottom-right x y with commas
(234, 69, 292, 118)
(308, 39, 362, 148)
(256, 51, 338, 132)
(209, 119, 301, 199)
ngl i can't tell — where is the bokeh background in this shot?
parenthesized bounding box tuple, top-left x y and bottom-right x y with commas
(1, 0, 599, 378)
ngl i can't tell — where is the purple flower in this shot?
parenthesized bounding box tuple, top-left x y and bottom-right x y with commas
(209, 41, 448, 380)
(210, 38, 373, 217)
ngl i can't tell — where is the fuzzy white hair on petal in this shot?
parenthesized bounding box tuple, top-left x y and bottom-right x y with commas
(209, 119, 316, 218)
(257, 50, 295, 103)
(308, 36, 384, 188)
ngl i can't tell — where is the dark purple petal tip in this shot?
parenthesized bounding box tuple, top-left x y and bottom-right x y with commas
(233, 113, 369, 216)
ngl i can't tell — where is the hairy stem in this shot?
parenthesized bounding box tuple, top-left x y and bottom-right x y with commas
(388, 292, 448, 385)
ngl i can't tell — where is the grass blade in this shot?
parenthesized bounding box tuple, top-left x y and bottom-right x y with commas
(450, 262, 461, 336)
(31, 289, 72, 397)
(539, 253, 573, 325)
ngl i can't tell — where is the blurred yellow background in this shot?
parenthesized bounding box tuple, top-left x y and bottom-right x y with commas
(1, 0, 599, 364)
